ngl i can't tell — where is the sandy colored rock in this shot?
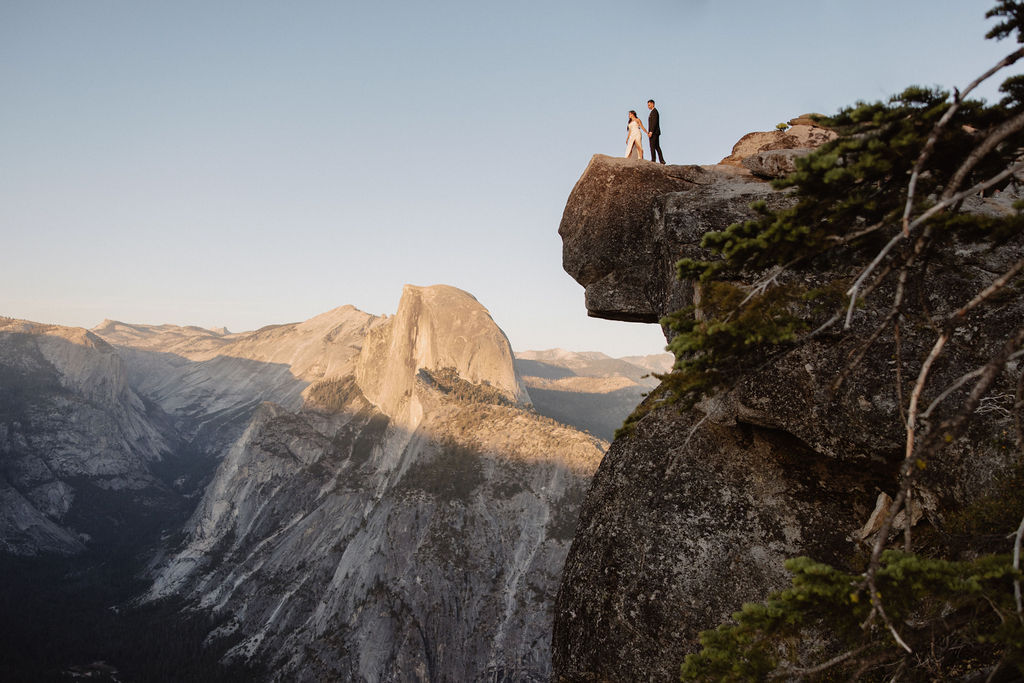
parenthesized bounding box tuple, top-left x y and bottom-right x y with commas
(720, 123, 837, 166)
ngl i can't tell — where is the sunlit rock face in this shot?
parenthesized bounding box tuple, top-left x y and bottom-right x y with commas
(356, 284, 531, 427)
(558, 154, 791, 324)
(0, 319, 174, 555)
(552, 137, 1024, 680)
(719, 119, 837, 167)
(146, 285, 604, 682)
(93, 305, 379, 454)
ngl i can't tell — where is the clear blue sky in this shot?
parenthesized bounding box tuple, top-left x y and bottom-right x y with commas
(1, 1, 1014, 356)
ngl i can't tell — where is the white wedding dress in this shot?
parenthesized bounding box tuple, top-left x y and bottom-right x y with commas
(625, 119, 644, 159)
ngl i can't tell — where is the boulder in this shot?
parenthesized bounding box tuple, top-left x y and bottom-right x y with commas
(741, 147, 812, 178)
(720, 123, 836, 166)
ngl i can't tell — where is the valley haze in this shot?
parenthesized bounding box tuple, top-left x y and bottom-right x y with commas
(0, 283, 666, 680)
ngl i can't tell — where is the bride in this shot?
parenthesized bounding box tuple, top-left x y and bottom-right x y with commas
(624, 110, 648, 160)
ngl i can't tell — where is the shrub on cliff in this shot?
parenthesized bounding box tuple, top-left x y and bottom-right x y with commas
(672, 2, 1024, 679)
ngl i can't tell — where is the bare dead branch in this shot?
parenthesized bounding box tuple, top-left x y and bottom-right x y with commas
(904, 488, 913, 553)
(924, 352, 1024, 423)
(809, 312, 842, 338)
(860, 575, 913, 654)
(986, 657, 1009, 683)
(847, 163, 1024, 327)
(951, 256, 1024, 320)
(976, 393, 1015, 417)
(907, 160, 1024, 235)
(845, 229, 903, 327)
(921, 368, 985, 420)
(1017, 362, 1024, 451)
(738, 265, 784, 308)
(863, 328, 1024, 647)
(1014, 514, 1024, 622)
(830, 220, 886, 245)
(772, 644, 872, 679)
(894, 321, 906, 426)
(919, 328, 1024, 458)
(942, 109, 1024, 200)
(831, 307, 901, 393)
(902, 46, 1024, 234)
(904, 331, 948, 490)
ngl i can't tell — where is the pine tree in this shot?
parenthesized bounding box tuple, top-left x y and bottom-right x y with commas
(671, 2, 1024, 679)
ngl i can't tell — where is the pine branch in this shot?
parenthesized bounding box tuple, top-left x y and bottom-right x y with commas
(903, 46, 1024, 234)
(942, 108, 1024, 200)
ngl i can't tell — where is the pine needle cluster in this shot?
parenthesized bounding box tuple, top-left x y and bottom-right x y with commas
(669, 2, 1024, 678)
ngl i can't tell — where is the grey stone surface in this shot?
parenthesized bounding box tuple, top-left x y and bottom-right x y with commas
(144, 285, 605, 682)
(559, 155, 791, 324)
(0, 321, 176, 555)
(720, 123, 837, 166)
(741, 147, 812, 178)
(552, 150, 1024, 681)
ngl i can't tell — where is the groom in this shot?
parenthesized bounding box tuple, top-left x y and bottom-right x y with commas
(647, 99, 665, 164)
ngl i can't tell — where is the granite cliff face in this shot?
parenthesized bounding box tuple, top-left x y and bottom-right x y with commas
(93, 305, 378, 455)
(2, 284, 626, 680)
(356, 284, 531, 424)
(559, 155, 792, 324)
(145, 285, 603, 681)
(0, 319, 177, 555)
(553, 142, 1024, 679)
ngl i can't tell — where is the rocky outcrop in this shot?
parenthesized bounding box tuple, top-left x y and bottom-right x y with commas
(559, 155, 792, 324)
(720, 118, 836, 166)
(741, 148, 812, 179)
(356, 284, 530, 425)
(146, 285, 603, 681)
(553, 141, 1024, 680)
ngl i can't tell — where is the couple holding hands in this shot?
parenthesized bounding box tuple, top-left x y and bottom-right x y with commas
(625, 99, 665, 163)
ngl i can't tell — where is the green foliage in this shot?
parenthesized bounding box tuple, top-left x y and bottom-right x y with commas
(396, 438, 485, 502)
(678, 87, 1017, 287)
(660, 282, 806, 409)
(664, 4, 1024, 680)
(680, 552, 1024, 681)
(306, 377, 359, 413)
(664, 85, 1024, 411)
(419, 366, 516, 407)
(662, 83, 1024, 411)
(987, 0, 1024, 42)
(775, 122, 789, 131)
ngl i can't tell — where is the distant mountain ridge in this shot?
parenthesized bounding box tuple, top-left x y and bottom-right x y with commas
(0, 318, 181, 556)
(514, 348, 672, 440)
(0, 284, 650, 680)
(137, 284, 600, 680)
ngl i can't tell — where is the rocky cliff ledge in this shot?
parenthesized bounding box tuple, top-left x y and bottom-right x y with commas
(558, 157, 789, 325)
(559, 118, 835, 327)
(553, 133, 1024, 680)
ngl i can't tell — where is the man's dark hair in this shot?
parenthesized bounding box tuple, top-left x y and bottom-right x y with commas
(648, 99, 655, 105)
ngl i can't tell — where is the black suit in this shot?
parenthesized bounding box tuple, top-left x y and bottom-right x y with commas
(648, 107, 664, 163)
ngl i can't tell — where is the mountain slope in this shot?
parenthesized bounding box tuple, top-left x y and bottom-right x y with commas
(93, 305, 379, 454)
(514, 349, 671, 440)
(144, 285, 603, 681)
(0, 319, 176, 555)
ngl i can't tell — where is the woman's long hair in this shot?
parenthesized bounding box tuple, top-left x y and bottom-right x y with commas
(627, 110, 637, 129)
